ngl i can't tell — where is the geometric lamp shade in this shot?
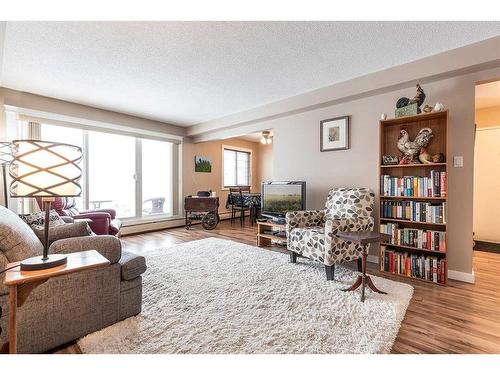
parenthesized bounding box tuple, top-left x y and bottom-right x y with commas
(0, 141, 15, 165)
(9, 140, 83, 197)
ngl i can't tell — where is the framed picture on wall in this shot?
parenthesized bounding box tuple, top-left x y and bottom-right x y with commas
(195, 155, 212, 173)
(320, 115, 350, 151)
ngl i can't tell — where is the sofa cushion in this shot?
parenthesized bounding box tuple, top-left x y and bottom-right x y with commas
(119, 250, 147, 280)
(0, 206, 43, 262)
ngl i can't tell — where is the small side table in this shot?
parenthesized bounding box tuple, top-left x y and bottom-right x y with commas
(2, 250, 110, 354)
(336, 231, 391, 302)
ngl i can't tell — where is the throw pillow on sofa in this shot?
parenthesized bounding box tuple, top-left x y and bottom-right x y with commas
(19, 210, 66, 228)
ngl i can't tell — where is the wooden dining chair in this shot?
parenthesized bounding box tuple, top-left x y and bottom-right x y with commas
(229, 186, 251, 226)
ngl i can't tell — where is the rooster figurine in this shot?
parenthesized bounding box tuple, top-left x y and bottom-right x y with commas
(397, 128, 433, 164)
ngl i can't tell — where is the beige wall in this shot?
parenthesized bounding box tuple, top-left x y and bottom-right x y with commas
(256, 142, 273, 187)
(183, 138, 260, 214)
(476, 106, 500, 128)
(474, 127, 500, 243)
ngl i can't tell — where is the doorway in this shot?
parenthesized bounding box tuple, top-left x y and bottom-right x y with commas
(474, 80, 500, 252)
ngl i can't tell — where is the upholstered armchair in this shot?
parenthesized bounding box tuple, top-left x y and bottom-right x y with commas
(36, 197, 122, 236)
(286, 188, 375, 280)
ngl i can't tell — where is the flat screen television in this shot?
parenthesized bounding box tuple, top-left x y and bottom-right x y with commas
(261, 181, 306, 221)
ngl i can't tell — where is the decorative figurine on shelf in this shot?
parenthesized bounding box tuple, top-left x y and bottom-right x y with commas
(432, 152, 446, 163)
(397, 127, 433, 164)
(418, 147, 433, 164)
(382, 155, 399, 165)
(399, 155, 410, 165)
(396, 84, 427, 116)
(434, 102, 445, 112)
(423, 104, 433, 113)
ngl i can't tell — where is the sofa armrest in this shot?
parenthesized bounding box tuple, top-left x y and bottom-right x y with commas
(73, 212, 111, 221)
(60, 216, 74, 224)
(285, 210, 325, 234)
(81, 209, 116, 220)
(49, 235, 121, 264)
(325, 216, 374, 234)
(119, 250, 147, 280)
(72, 212, 111, 235)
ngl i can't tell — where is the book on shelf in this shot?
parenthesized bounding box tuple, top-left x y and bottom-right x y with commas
(380, 245, 446, 284)
(380, 223, 446, 252)
(381, 201, 446, 224)
(381, 170, 447, 198)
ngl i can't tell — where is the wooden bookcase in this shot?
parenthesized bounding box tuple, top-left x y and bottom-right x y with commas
(378, 110, 448, 285)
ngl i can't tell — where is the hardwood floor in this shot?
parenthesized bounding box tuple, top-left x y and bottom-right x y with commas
(56, 219, 500, 354)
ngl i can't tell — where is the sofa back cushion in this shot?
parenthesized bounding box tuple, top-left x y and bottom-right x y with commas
(0, 205, 43, 262)
(324, 188, 375, 220)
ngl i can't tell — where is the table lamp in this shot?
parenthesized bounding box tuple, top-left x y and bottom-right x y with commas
(9, 140, 83, 271)
(0, 141, 16, 208)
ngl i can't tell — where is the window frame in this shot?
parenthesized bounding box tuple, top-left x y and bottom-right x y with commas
(221, 144, 253, 190)
(24, 119, 183, 223)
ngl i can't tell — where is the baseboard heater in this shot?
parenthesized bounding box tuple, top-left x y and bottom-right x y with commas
(473, 240, 500, 253)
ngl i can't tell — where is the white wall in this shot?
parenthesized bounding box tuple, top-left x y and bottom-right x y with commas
(474, 127, 500, 243)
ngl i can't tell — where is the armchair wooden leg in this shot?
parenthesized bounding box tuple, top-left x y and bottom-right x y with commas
(325, 265, 335, 281)
(289, 251, 297, 263)
(357, 258, 363, 272)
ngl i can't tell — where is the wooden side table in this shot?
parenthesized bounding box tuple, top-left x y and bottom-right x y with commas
(336, 231, 391, 302)
(2, 250, 110, 354)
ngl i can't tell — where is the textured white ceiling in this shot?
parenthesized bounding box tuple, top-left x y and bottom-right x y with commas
(476, 80, 500, 109)
(1, 21, 499, 127)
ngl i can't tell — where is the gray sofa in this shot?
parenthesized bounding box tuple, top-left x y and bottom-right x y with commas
(0, 205, 147, 353)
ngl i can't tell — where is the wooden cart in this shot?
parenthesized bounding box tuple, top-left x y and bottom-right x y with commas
(184, 196, 220, 230)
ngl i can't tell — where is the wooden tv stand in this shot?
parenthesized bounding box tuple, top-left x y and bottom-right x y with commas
(257, 221, 287, 247)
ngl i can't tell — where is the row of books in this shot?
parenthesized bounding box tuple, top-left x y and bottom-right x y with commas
(381, 246, 446, 284)
(381, 201, 446, 224)
(381, 171, 446, 198)
(380, 223, 446, 252)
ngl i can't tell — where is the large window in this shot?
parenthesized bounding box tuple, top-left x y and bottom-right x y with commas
(39, 122, 178, 220)
(223, 148, 251, 187)
(88, 131, 136, 218)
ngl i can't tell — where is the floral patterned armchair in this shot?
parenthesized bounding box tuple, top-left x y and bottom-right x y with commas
(285, 188, 375, 280)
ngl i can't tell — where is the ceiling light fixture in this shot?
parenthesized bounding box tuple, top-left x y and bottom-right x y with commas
(260, 131, 273, 145)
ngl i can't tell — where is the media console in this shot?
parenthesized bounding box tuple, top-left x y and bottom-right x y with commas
(256, 221, 287, 248)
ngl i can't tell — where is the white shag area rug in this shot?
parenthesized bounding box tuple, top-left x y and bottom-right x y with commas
(78, 238, 413, 354)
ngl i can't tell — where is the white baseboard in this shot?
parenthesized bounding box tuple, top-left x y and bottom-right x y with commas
(367, 255, 379, 264)
(448, 269, 475, 284)
(121, 212, 235, 236)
